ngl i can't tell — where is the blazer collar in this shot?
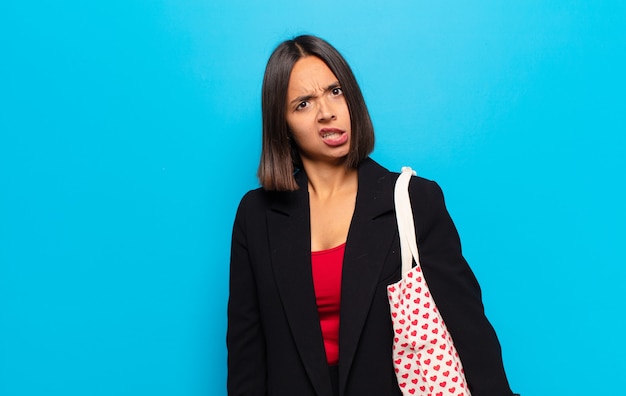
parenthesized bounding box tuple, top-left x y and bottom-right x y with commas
(338, 158, 397, 393)
(267, 158, 398, 396)
(267, 171, 330, 395)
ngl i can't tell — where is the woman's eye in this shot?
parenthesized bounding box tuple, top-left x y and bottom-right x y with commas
(331, 87, 343, 96)
(296, 101, 309, 110)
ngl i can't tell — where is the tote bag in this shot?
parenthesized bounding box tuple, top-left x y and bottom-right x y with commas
(387, 167, 471, 396)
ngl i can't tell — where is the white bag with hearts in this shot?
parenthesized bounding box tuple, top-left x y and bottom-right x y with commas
(387, 167, 470, 396)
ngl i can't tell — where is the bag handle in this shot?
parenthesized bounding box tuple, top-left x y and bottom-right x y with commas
(394, 167, 420, 277)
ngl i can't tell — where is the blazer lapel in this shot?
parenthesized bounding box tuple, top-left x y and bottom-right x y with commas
(339, 159, 398, 394)
(267, 170, 333, 396)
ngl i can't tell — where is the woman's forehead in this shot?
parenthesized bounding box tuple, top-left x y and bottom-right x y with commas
(288, 57, 339, 94)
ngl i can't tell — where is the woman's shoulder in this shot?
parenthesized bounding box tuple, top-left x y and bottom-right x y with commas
(237, 187, 273, 210)
(366, 158, 441, 196)
(236, 185, 300, 214)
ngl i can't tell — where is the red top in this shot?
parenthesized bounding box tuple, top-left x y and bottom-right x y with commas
(311, 243, 345, 365)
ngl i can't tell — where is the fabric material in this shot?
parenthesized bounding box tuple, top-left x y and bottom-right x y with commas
(311, 243, 345, 365)
(329, 365, 339, 396)
(388, 167, 470, 396)
(227, 158, 514, 396)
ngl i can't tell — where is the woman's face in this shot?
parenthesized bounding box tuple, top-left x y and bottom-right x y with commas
(285, 56, 351, 166)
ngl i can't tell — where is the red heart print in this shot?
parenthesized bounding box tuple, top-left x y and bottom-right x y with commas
(433, 364, 440, 371)
(436, 354, 444, 360)
(430, 375, 437, 382)
(443, 370, 450, 377)
(427, 348, 434, 354)
(439, 381, 447, 387)
(408, 389, 415, 395)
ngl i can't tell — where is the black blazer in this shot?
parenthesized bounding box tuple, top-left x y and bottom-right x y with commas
(227, 158, 514, 396)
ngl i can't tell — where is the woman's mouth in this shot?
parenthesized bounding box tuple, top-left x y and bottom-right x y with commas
(320, 128, 348, 147)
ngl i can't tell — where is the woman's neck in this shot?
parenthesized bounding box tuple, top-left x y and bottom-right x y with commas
(302, 160, 358, 200)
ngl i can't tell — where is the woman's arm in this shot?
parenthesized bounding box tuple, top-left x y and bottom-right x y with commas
(227, 194, 267, 396)
(411, 179, 514, 396)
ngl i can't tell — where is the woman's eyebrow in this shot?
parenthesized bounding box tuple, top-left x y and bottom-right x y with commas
(289, 81, 341, 107)
(289, 94, 314, 107)
(326, 81, 340, 91)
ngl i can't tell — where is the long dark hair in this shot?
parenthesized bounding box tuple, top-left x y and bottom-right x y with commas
(257, 35, 375, 191)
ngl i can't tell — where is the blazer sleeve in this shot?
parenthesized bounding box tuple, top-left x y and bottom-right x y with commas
(227, 193, 267, 396)
(410, 179, 514, 396)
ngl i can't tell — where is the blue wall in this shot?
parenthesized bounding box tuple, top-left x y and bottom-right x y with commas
(1, 1, 625, 395)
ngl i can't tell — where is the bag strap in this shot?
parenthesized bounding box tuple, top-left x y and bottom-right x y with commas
(394, 167, 420, 277)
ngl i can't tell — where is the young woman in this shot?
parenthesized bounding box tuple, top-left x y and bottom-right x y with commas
(227, 35, 515, 396)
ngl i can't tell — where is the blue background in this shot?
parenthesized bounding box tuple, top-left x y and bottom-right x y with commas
(1, 1, 625, 395)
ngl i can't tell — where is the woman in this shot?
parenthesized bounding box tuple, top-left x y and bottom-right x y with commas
(227, 35, 515, 396)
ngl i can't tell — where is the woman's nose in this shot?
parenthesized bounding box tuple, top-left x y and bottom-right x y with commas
(317, 99, 336, 122)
